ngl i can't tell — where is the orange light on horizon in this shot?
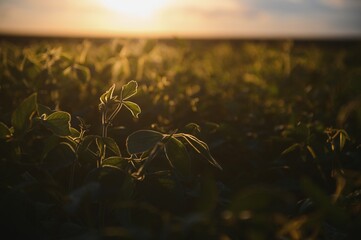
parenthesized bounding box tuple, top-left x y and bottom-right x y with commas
(99, 0, 169, 19)
(0, 0, 360, 38)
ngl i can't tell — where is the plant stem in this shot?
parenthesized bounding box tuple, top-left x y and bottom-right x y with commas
(68, 137, 81, 191)
(107, 103, 122, 125)
(98, 104, 123, 229)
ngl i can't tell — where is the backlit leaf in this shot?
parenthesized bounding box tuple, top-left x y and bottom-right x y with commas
(121, 80, 137, 100)
(0, 122, 12, 139)
(306, 145, 317, 159)
(126, 130, 164, 154)
(103, 156, 128, 170)
(165, 137, 191, 179)
(184, 123, 201, 134)
(37, 104, 53, 116)
(43, 111, 72, 136)
(123, 101, 141, 118)
(103, 137, 121, 156)
(74, 64, 91, 82)
(281, 143, 301, 155)
(178, 133, 222, 170)
(79, 135, 98, 153)
(100, 84, 116, 104)
(11, 93, 37, 135)
(70, 127, 80, 138)
(339, 130, 350, 152)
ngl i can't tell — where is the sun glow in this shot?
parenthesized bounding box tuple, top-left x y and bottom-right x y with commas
(100, 0, 169, 18)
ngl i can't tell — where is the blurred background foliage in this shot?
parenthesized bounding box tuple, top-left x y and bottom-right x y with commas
(0, 37, 361, 239)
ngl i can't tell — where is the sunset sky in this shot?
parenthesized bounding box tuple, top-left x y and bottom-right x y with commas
(0, 0, 360, 38)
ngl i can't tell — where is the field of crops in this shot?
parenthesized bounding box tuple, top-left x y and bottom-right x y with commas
(0, 37, 361, 239)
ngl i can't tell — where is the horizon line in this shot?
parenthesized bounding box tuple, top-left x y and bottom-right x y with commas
(1, 30, 361, 41)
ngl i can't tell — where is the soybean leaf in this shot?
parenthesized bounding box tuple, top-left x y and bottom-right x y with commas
(70, 127, 80, 138)
(178, 133, 222, 170)
(184, 123, 201, 134)
(78, 135, 98, 152)
(64, 128, 80, 150)
(123, 101, 141, 118)
(37, 104, 53, 116)
(43, 111, 72, 136)
(100, 84, 116, 104)
(307, 145, 317, 159)
(11, 93, 37, 135)
(96, 137, 104, 157)
(282, 143, 301, 155)
(74, 64, 91, 82)
(103, 156, 128, 170)
(103, 137, 121, 156)
(126, 130, 164, 154)
(339, 130, 350, 152)
(165, 137, 191, 180)
(0, 122, 12, 139)
(121, 80, 137, 100)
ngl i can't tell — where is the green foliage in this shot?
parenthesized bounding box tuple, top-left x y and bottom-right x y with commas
(123, 100, 141, 118)
(121, 80, 138, 100)
(0, 122, 12, 139)
(165, 137, 191, 179)
(126, 130, 164, 154)
(99, 84, 116, 106)
(176, 133, 223, 170)
(102, 156, 128, 170)
(11, 92, 37, 135)
(0, 38, 360, 239)
(41, 111, 71, 136)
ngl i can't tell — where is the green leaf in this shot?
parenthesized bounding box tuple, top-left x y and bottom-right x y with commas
(126, 130, 164, 154)
(121, 80, 138, 100)
(340, 132, 345, 151)
(339, 130, 350, 152)
(178, 133, 222, 170)
(103, 137, 121, 156)
(43, 111, 72, 136)
(96, 137, 105, 156)
(70, 127, 80, 138)
(184, 123, 201, 134)
(11, 93, 37, 135)
(0, 122, 12, 139)
(123, 101, 141, 118)
(306, 145, 317, 159)
(165, 137, 191, 179)
(100, 84, 116, 104)
(281, 143, 301, 155)
(78, 135, 98, 153)
(37, 104, 53, 116)
(103, 156, 128, 170)
(74, 64, 91, 82)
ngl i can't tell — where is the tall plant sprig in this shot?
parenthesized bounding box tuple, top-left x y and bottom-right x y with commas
(98, 80, 141, 167)
(96, 80, 140, 228)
